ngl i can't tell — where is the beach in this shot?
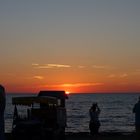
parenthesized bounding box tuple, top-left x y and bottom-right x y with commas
(66, 132, 137, 140)
(6, 132, 138, 140)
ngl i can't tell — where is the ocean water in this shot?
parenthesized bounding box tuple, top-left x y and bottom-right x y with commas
(5, 93, 140, 133)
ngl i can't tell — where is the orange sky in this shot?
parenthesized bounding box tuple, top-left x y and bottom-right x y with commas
(3, 67, 140, 93)
(1, 1, 140, 93)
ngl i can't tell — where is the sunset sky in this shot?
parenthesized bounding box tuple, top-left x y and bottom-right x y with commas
(0, 0, 140, 93)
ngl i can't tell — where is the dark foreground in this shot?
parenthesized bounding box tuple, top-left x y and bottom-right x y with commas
(66, 132, 138, 140)
(6, 132, 139, 140)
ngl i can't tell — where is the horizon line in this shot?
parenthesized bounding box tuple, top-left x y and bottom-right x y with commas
(6, 91, 140, 94)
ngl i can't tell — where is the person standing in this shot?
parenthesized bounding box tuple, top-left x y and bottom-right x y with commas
(133, 96, 140, 138)
(0, 85, 6, 140)
(89, 103, 101, 136)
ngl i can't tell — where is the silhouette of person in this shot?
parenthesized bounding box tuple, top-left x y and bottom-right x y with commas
(0, 85, 6, 140)
(89, 102, 101, 136)
(133, 96, 140, 138)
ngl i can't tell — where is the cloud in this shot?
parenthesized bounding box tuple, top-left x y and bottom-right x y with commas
(108, 73, 128, 78)
(47, 64, 71, 68)
(78, 65, 86, 68)
(119, 73, 128, 78)
(108, 74, 116, 78)
(33, 76, 44, 80)
(92, 65, 107, 69)
(43, 82, 104, 88)
(36, 66, 52, 69)
(32, 63, 71, 69)
(61, 83, 104, 87)
(32, 63, 39, 66)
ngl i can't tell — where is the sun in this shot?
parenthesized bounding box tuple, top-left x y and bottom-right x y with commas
(66, 91, 70, 95)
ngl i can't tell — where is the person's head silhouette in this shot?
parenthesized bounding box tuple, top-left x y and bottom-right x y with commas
(0, 85, 5, 101)
(0, 85, 5, 92)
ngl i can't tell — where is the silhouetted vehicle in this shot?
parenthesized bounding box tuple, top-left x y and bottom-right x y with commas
(12, 90, 68, 140)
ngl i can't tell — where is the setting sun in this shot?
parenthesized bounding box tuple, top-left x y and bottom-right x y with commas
(66, 91, 70, 95)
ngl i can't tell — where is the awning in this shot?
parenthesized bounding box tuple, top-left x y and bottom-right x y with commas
(12, 96, 58, 106)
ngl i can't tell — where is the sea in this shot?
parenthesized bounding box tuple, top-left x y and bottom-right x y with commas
(5, 93, 140, 133)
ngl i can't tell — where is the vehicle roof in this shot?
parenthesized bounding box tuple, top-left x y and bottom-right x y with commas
(12, 96, 57, 106)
